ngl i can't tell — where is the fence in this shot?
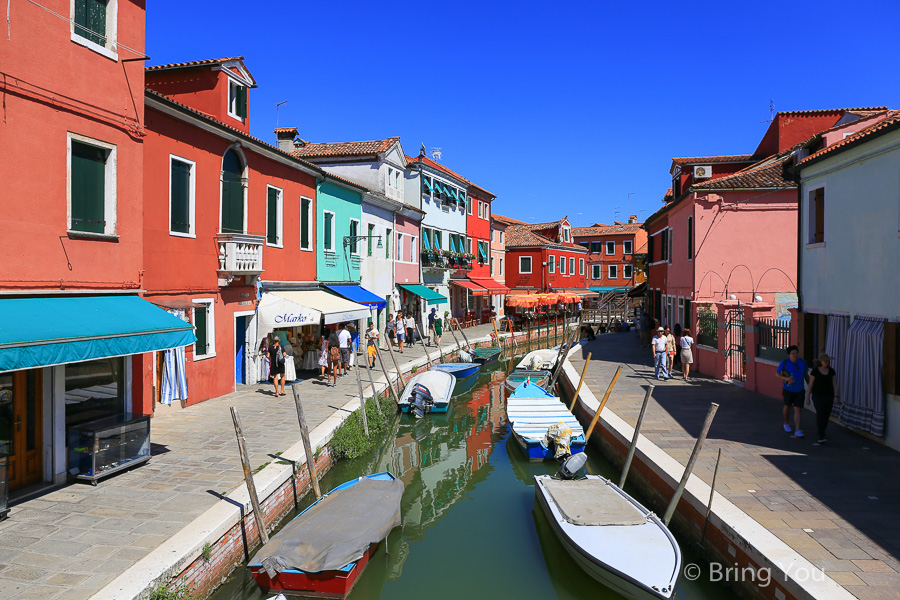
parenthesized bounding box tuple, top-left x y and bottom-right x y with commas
(697, 310, 718, 347)
(757, 317, 791, 361)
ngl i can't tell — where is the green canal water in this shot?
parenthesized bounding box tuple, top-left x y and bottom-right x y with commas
(211, 353, 724, 600)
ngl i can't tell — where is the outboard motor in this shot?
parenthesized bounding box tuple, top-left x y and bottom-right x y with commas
(555, 452, 588, 480)
(410, 383, 434, 419)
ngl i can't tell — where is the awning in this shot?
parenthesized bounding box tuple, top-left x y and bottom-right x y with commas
(562, 288, 598, 297)
(450, 279, 489, 296)
(589, 286, 624, 293)
(0, 296, 196, 372)
(627, 282, 647, 298)
(259, 291, 371, 330)
(324, 284, 386, 310)
(470, 278, 510, 295)
(397, 284, 447, 305)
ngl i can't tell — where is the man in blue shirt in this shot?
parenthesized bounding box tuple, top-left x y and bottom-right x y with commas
(777, 345, 808, 438)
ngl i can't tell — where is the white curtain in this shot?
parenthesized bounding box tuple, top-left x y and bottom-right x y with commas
(838, 316, 885, 436)
(161, 309, 189, 405)
(825, 315, 849, 402)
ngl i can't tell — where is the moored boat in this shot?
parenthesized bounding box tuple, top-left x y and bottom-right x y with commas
(514, 349, 559, 372)
(459, 347, 502, 365)
(249, 472, 404, 599)
(504, 369, 550, 390)
(397, 370, 456, 417)
(432, 362, 481, 379)
(506, 382, 585, 461)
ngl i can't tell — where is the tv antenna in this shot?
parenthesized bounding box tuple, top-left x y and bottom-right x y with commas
(614, 206, 621, 222)
(431, 147, 442, 161)
(762, 99, 775, 123)
(275, 100, 288, 134)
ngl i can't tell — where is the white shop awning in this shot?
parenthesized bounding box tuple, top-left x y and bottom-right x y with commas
(256, 290, 371, 345)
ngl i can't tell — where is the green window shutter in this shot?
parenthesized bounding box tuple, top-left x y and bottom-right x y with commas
(194, 306, 208, 355)
(170, 160, 191, 234)
(385, 228, 391, 258)
(267, 188, 278, 244)
(235, 86, 247, 119)
(367, 224, 375, 256)
(75, 0, 107, 46)
(70, 141, 106, 234)
(349, 220, 358, 254)
(221, 180, 244, 233)
(324, 213, 332, 250)
(300, 198, 310, 248)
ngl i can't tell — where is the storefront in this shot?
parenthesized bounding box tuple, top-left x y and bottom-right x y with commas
(470, 278, 510, 323)
(396, 284, 447, 335)
(0, 295, 195, 494)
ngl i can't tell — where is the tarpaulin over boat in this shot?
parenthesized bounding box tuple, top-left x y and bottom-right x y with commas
(254, 477, 404, 574)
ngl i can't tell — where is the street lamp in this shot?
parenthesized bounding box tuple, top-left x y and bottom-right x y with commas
(343, 234, 383, 251)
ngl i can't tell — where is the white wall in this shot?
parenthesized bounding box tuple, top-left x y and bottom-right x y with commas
(361, 198, 395, 332)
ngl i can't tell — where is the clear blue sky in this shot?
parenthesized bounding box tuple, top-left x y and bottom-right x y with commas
(147, 0, 900, 227)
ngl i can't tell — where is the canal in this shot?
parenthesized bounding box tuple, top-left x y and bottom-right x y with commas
(211, 352, 723, 600)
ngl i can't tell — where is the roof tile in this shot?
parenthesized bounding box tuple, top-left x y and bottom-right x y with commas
(799, 110, 900, 167)
(292, 137, 400, 159)
(146, 57, 244, 71)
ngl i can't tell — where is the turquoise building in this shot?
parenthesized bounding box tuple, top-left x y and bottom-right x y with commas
(316, 179, 364, 283)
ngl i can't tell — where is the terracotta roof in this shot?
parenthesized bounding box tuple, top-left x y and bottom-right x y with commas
(799, 111, 900, 168)
(692, 151, 797, 191)
(572, 223, 644, 237)
(292, 137, 400, 159)
(146, 57, 244, 71)
(522, 218, 566, 231)
(505, 225, 586, 251)
(775, 107, 888, 116)
(671, 154, 754, 165)
(405, 153, 497, 198)
(492, 213, 526, 226)
(274, 127, 299, 134)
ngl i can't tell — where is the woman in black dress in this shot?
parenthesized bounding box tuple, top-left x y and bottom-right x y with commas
(805, 352, 839, 443)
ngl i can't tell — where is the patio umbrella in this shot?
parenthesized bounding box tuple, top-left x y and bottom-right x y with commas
(536, 293, 560, 305)
(506, 294, 539, 308)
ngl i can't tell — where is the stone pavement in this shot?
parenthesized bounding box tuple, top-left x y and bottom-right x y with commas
(0, 324, 495, 600)
(571, 332, 900, 600)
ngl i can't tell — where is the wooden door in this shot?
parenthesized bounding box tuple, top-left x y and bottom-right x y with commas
(0, 370, 43, 491)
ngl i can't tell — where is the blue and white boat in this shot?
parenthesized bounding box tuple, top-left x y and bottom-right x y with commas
(432, 362, 481, 379)
(398, 371, 456, 417)
(506, 381, 585, 461)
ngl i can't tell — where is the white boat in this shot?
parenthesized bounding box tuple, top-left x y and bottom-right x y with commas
(397, 370, 456, 417)
(533, 474, 681, 600)
(515, 349, 559, 372)
(506, 383, 585, 461)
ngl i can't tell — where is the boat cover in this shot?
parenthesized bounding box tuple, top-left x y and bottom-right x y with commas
(543, 478, 647, 527)
(255, 477, 404, 575)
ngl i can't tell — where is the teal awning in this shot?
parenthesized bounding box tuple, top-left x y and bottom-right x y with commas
(423, 178, 434, 193)
(0, 296, 196, 372)
(397, 284, 447, 306)
(589, 286, 627, 293)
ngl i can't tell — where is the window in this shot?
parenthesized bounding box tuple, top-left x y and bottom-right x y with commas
(648, 234, 655, 262)
(484, 204, 490, 220)
(562, 227, 570, 242)
(300, 197, 312, 250)
(490, 257, 494, 275)
(499, 258, 503, 276)
(169, 156, 195, 237)
(411, 236, 417, 262)
(422, 176, 433, 201)
(668, 229, 673, 264)
(590, 241, 602, 254)
(266, 186, 283, 246)
(579, 258, 585, 275)
(397, 233, 405, 262)
(519, 256, 532, 274)
(367, 223, 375, 256)
(624, 240, 633, 255)
(478, 201, 484, 219)
(560, 256, 566, 274)
(660, 229, 668, 262)
(569, 257, 575, 275)
(221, 148, 245, 234)
(548, 254, 555, 273)
(323, 211, 334, 251)
(385, 228, 392, 258)
(433, 230, 442, 250)
(72, 0, 117, 59)
(609, 264, 618, 279)
(500, 230, 504, 244)
(228, 80, 248, 120)
(68, 135, 116, 236)
(467, 197, 473, 215)
(386, 166, 404, 201)
(606, 241, 615, 255)
(808, 187, 825, 244)
(349, 219, 360, 255)
(478, 241, 489, 264)
(686, 217, 693, 260)
(192, 299, 215, 359)
(64, 357, 125, 426)
(467, 238, 473, 254)
(624, 264, 633, 279)
(592, 264, 601, 279)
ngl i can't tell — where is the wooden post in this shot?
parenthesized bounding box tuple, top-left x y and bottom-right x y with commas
(618, 385, 654, 488)
(547, 314, 582, 392)
(446, 318, 462, 353)
(354, 361, 370, 437)
(454, 318, 472, 351)
(373, 345, 400, 405)
(492, 318, 501, 348)
(290, 385, 321, 499)
(230, 407, 269, 545)
(414, 322, 432, 365)
(363, 354, 381, 413)
(584, 365, 623, 440)
(663, 403, 719, 526)
(569, 352, 592, 411)
(700, 447, 723, 544)
(385, 332, 404, 384)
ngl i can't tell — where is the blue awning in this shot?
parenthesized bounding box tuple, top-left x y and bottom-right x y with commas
(0, 296, 196, 372)
(325, 284, 387, 309)
(590, 286, 628, 293)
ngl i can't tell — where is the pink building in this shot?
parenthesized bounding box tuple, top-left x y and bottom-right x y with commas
(395, 207, 424, 287)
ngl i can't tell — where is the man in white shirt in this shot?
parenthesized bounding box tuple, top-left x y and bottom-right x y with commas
(404, 314, 416, 346)
(652, 327, 671, 380)
(337, 323, 352, 375)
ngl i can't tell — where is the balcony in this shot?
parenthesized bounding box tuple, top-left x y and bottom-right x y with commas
(421, 250, 475, 271)
(216, 233, 264, 286)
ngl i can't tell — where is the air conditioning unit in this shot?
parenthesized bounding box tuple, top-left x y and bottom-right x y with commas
(693, 165, 712, 179)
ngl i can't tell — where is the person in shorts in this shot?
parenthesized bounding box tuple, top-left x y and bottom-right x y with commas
(337, 323, 352, 374)
(365, 321, 379, 368)
(396, 313, 406, 352)
(777, 345, 808, 438)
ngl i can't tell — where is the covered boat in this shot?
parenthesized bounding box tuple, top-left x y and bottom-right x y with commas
(514, 349, 559, 371)
(249, 472, 404, 598)
(506, 382, 585, 460)
(431, 362, 481, 379)
(459, 347, 502, 365)
(533, 474, 681, 600)
(397, 370, 456, 417)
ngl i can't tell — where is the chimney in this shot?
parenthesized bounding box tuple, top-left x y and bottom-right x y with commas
(628, 214, 638, 224)
(274, 127, 299, 153)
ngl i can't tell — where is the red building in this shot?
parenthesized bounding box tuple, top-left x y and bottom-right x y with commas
(461, 182, 507, 320)
(572, 216, 648, 293)
(502, 217, 589, 293)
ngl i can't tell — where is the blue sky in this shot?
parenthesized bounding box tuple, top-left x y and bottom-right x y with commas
(148, 0, 900, 226)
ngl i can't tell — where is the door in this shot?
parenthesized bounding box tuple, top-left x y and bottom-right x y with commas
(0, 370, 43, 491)
(235, 316, 248, 385)
(221, 149, 244, 233)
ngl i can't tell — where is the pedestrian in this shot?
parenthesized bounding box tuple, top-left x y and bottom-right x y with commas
(777, 345, 808, 438)
(327, 329, 341, 387)
(347, 322, 358, 369)
(806, 352, 838, 443)
(433, 312, 443, 346)
(282, 336, 296, 382)
(428, 307, 437, 346)
(405, 313, 416, 345)
(337, 323, 352, 375)
(652, 327, 671, 380)
(639, 312, 650, 348)
(576, 300, 583, 318)
(664, 326, 676, 374)
(317, 332, 329, 380)
(673, 324, 683, 371)
(365, 321, 379, 368)
(386, 313, 396, 347)
(268, 336, 287, 396)
(395, 313, 406, 352)
(680, 329, 694, 381)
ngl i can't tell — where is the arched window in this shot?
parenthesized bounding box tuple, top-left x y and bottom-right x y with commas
(221, 149, 245, 233)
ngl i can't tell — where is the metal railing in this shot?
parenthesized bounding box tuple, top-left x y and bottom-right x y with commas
(697, 310, 718, 347)
(757, 317, 791, 361)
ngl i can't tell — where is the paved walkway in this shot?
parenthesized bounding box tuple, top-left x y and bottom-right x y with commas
(571, 332, 900, 600)
(0, 325, 496, 600)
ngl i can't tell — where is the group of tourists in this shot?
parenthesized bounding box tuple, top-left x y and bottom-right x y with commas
(778, 346, 837, 443)
(386, 312, 420, 353)
(650, 324, 695, 381)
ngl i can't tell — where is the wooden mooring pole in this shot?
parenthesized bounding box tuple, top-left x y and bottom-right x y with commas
(584, 365, 623, 440)
(414, 322, 432, 365)
(353, 361, 370, 437)
(230, 407, 269, 545)
(290, 385, 321, 499)
(373, 345, 400, 406)
(700, 447, 723, 545)
(663, 402, 719, 526)
(569, 352, 592, 412)
(617, 384, 654, 488)
(363, 355, 381, 413)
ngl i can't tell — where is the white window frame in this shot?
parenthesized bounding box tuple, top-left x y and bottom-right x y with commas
(605, 241, 615, 255)
(191, 298, 216, 361)
(478, 201, 484, 219)
(323, 210, 336, 253)
(592, 264, 601, 280)
(499, 257, 503, 276)
(168, 154, 196, 238)
(227, 79, 246, 122)
(624, 264, 634, 279)
(519, 256, 533, 274)
(300, 196, 313, 251)
(70, 0, 118, 61)
(623, 239, 633, 255)
(484, 203, 490, 221)
(562, 226, 570, 242)
(548, 254, 555, 273)
(608, 264, 618, 279)
(67, 132, 118, 238)
(411, 235, 417, 263)
(569, 257, 576, 275)
(579, 258, 585, 275)
(266, 185, 284, 248)
(348, 218, 361, 255)
(560, 256, 566, 275)
(397, 232, 405, 262)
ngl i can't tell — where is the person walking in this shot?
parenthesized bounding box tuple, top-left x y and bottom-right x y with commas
(428, 307, 437, 346)
(639, 312, 650, 348)
(680, 329, 695, 381)
(396, 313, 406, 353)
(386, 313, 396, 347)
(365, 321, 379, 368)
(652, 327, 671, 380)
(405, 313, 416, 346)
(777, 345, 808, 438)
(268, 336, 287, 396)
(664, 326, 676, 374)
(327, 329, 341, 387)
(317, 332, 329, 380)
(806, 353, 838, 443)
(337, 323, 352, 375)
(433, 312, 443, 346)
